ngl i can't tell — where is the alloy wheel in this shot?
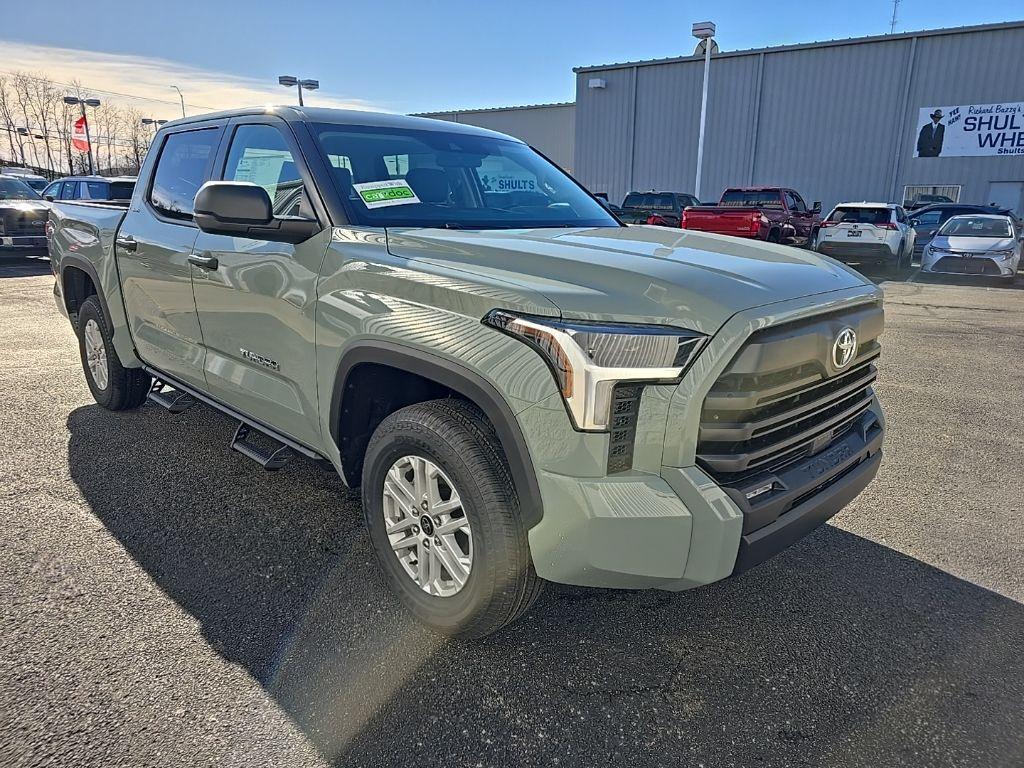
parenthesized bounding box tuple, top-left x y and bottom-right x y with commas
(382, 455, 473, 597)
(83, 319, 109, 391)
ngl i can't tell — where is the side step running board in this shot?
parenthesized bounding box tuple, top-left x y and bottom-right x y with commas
(230, 422, 294, 471)
(147, 380, 195, 414)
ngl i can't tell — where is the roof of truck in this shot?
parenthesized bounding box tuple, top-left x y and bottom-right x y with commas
(161, 106, 521, 142)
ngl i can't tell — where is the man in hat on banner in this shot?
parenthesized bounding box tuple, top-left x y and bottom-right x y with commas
(917, 109, 946, 157)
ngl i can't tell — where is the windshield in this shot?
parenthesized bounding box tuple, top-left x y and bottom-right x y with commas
(313, 124, 617, 229)
(0, 177, 41, 200)
(719, 189, 783, 208)
(939, 216, 1012, 238)
(828, 207, 892, 225)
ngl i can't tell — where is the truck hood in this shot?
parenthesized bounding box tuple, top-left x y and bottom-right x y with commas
(386, 225, 872, 334)
(0, 199, 48, 213)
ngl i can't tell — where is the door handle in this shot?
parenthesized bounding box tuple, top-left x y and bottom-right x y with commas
(187, 253, 219, 270)
(115, 235, 137, 252)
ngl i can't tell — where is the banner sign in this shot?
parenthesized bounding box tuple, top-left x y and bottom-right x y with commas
(71, 115, 90, 153)
(915, 102, 1024, 158)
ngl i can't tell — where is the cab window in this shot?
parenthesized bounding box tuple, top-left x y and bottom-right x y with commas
(223, 123, 315, 220)
(149, 128, 219, 220)
(59, 181, 78, 200)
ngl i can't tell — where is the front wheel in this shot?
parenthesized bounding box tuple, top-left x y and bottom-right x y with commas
(76, 295, 151, 410)
(362, 399, 543, 638)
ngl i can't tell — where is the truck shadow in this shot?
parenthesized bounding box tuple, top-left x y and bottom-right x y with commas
(65, 403, 1024, 767)
(0, 256, 51, 278)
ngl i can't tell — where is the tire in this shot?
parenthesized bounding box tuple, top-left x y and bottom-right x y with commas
(76, 295, 151, 411)
(362, 398, 543, 638)
(767, 229, 781, 243)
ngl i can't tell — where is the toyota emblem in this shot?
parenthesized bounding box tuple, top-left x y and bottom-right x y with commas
(832, 327, 857, 369)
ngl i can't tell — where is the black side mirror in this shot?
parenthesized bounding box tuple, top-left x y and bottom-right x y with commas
(44, 195, 55, 202)
(811, 201, 822, 214)
(193, 181, 320, 244)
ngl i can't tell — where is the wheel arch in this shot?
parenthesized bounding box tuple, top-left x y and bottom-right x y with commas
(60, 256, 111, 332)
(330, 341, 544, 529)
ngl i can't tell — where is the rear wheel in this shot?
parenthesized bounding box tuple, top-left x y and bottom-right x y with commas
(76, 295, 150, 410)
(362, 399, 543, 638)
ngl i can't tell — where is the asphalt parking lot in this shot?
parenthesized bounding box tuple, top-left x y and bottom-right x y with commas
(1, 257, 1022, 768)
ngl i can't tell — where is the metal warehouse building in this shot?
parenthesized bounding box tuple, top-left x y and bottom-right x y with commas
(573, 20, 1024, 212)
(416, 102, 576, 173)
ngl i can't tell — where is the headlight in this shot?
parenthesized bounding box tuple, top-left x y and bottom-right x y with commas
(483, 309, 706, 431)
(991, 249, 1016, 260)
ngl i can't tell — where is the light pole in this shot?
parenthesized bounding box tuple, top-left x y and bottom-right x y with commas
(64, 95, 100, 175)
(278, 75, 319, 106)
(691, 21, 716, 202)
(141, 118, 168, 134)
(169, 85, 186, 118)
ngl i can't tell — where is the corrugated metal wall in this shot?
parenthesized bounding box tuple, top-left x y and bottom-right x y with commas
(575, 23, 1024, 211)
(417, 103, 576, 172)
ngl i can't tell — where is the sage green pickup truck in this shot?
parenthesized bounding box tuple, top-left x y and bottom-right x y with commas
(49, 107, 885, 637)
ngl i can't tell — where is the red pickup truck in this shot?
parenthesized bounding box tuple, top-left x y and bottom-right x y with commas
(680, 187, 822, 245)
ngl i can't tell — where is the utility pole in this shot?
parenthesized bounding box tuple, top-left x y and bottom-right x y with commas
(889, 0, 900, 34)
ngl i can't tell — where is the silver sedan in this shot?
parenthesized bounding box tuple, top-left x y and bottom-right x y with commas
(921, 214, 1021, 284)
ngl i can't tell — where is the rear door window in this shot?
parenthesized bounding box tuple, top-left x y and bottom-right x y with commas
(85, 181, 108, 199)
(149, 128, 219, 220)
(109, 182, 135, 200)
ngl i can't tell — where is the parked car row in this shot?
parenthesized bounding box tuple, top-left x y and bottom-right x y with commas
(0, 173, 136, 260)
(609, 187, 1019, 283)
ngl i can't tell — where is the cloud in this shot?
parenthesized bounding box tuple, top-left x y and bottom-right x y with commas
(0, 39, 381, 116)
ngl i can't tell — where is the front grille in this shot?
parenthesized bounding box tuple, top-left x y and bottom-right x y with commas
(932, 256, 1001, 276)
(2, 211, 46, 237)
(697, 304, 882, 486)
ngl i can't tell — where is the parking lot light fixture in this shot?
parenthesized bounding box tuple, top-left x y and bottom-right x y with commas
(692, 21, 716, 202)
(278, 75, 319, 106)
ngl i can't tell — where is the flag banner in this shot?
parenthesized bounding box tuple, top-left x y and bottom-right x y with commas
(72, 115, 89, 153)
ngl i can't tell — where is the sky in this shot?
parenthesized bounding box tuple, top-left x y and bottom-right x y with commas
(0, 0, 1018, 117)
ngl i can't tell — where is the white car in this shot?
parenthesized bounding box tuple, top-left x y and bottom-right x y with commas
(815, 202, 915, 275)
(921, 214, 1021, 284)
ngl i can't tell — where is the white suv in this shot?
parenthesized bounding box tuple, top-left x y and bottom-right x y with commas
(815, 202, 915, 275)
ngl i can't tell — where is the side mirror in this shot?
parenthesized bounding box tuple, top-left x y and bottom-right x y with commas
(811, 201, 822, 214)
(909, 218, 920, 226)
(44, 195, 55, 202)
(193, 181, 320, 244)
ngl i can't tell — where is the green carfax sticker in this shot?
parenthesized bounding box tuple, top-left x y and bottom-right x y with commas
(360, 186, 415, 203)
(352, 180, 421, 209)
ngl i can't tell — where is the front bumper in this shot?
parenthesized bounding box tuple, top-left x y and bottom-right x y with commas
(521, 286, 886, 591)
(922, 253, 1015, 277)
(0, 235, 48, 256)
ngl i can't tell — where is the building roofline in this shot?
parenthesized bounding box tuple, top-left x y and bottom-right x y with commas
(573, 19, 1024, 73)
(413, 101, 575, 117)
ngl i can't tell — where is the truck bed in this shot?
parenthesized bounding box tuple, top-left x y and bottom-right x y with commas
(682, 206, 766, 238)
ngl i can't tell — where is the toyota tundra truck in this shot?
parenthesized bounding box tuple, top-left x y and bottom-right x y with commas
(48, 107, 885, 637)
